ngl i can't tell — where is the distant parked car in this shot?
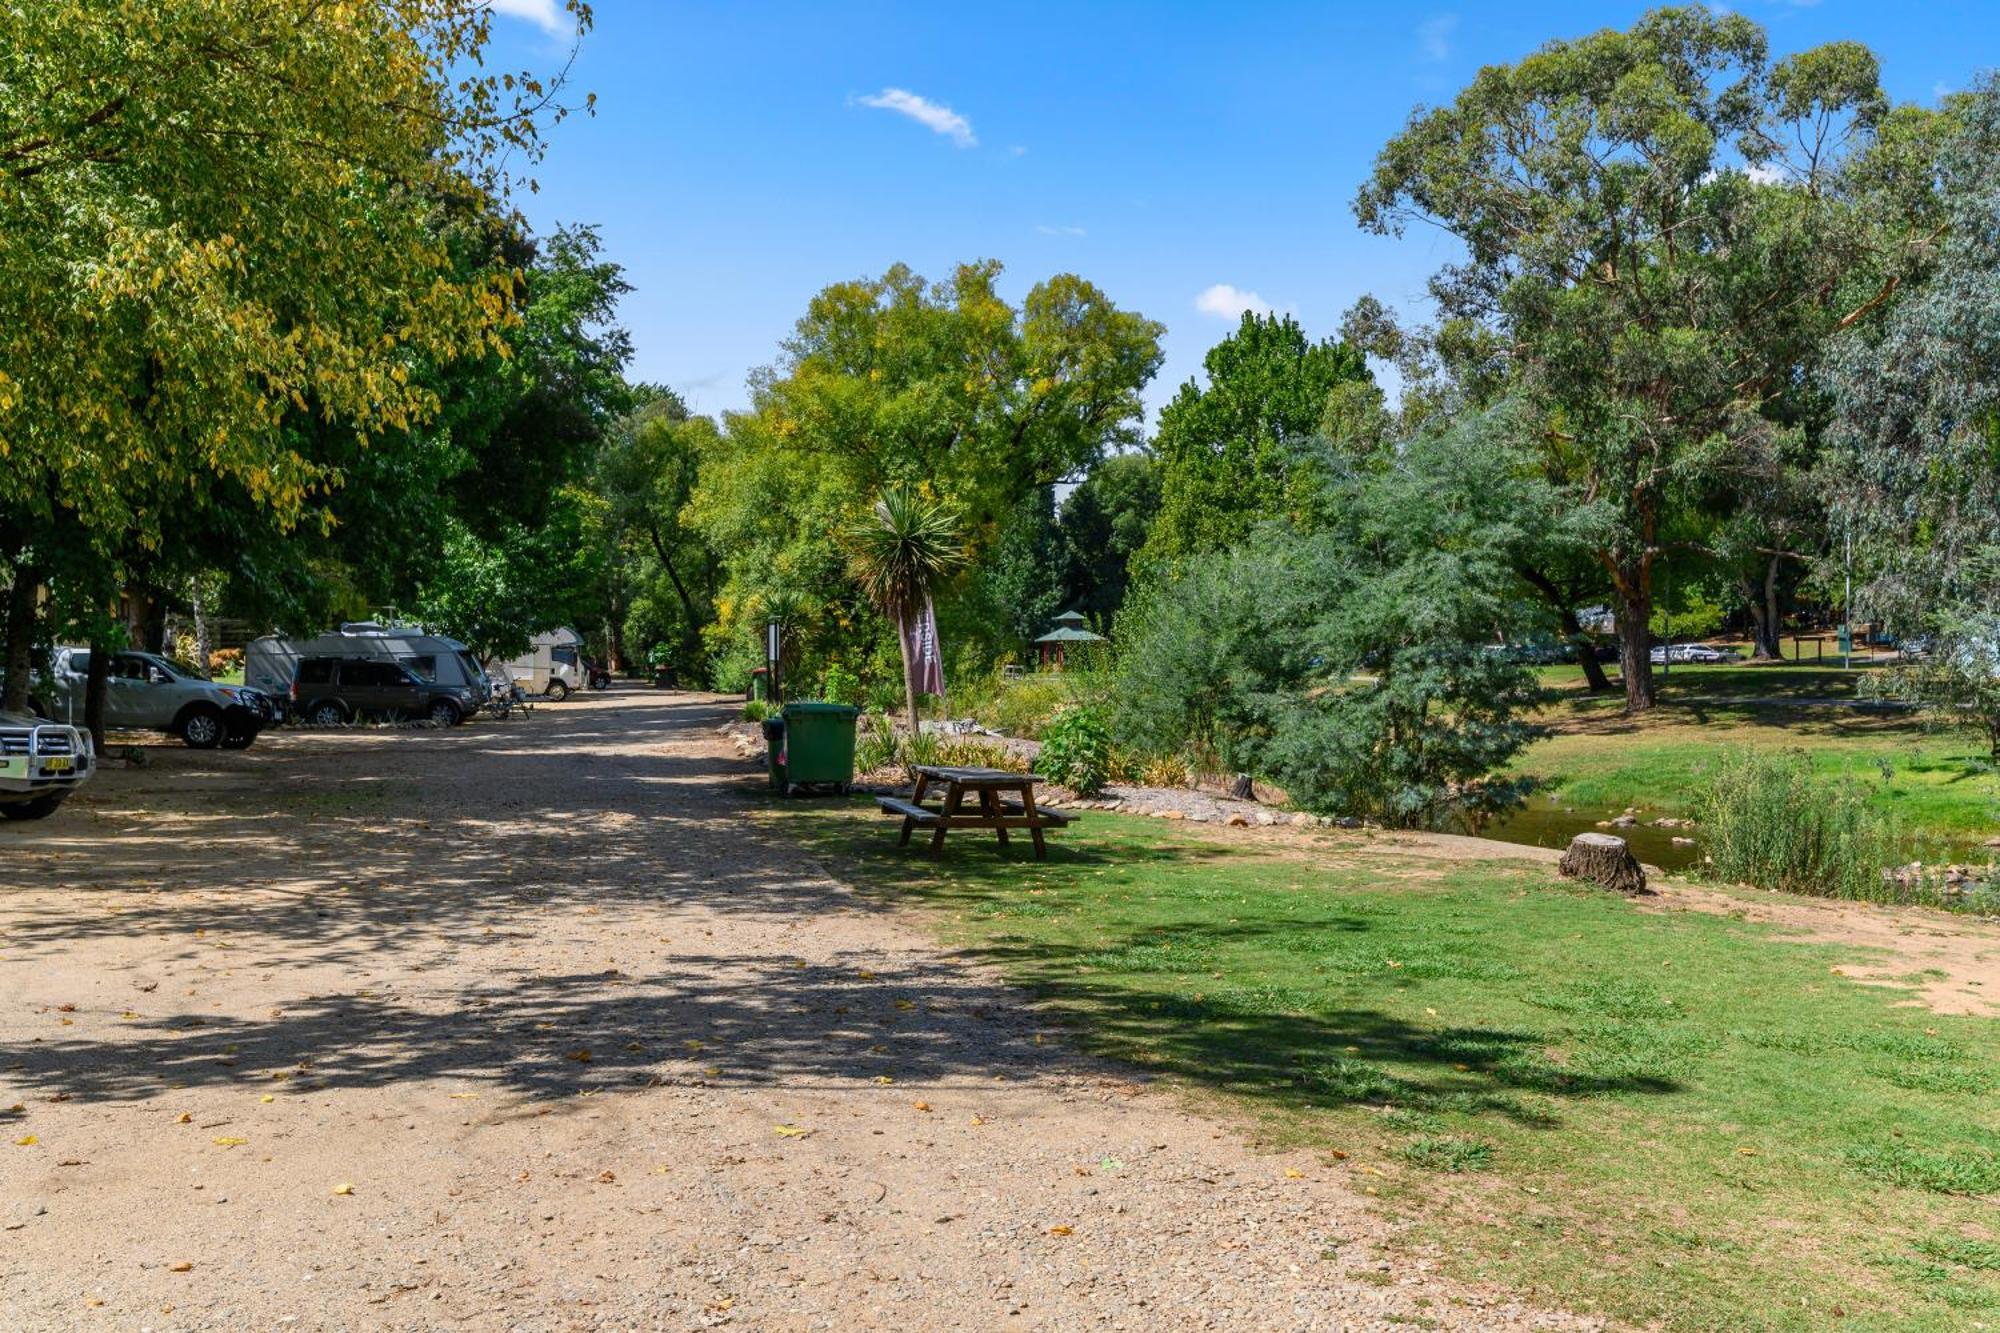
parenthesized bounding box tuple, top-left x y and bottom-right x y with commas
(290, 655, 480, 727)
(1649, 643, 1740, 665)
(32, 647, 272, 749)
(0, 709, 94, 820)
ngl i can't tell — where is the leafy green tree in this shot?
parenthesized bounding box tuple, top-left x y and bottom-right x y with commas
(1355, 7, 1933, 711)
(593, 390, 719, 671)
(414, 490, 605, 664)
(1058, 452, 1160, 628)
(1115, 421, 1540, 826)
(1142, 313, 1369, 564)
(1826, 77, 2000, 628)
(978, 488, 1073, 650)
(690, 261, 1161, 689)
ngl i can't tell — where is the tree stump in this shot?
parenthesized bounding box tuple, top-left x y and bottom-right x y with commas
(1557, 832, 1649, 895)
(1227, 772, 1254, 801)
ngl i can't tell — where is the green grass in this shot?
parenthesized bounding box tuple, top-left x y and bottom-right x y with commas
(788, 804, 2000, 1331)
(1513, 665, 2000, 847)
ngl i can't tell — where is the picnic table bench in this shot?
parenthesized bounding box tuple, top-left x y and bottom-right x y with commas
(876, 764, 1073, 858)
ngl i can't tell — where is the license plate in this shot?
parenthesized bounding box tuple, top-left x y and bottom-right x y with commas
(41, 757, 72, 773)
(0, 758, 21, 778)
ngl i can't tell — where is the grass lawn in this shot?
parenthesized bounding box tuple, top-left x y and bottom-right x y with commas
(790, 805, 2000, 1331)
(1516, 663, 2000, 846)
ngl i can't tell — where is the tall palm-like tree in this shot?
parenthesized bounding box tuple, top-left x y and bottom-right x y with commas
(848, 486, 965, 727)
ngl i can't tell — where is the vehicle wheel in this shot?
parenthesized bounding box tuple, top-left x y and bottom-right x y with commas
(220, 728, 257, 750)
(545, 679, 570, 701)
(308, 701, 348, 727)
(0, 793, 65, 821)
(427, 698, 462, 728)
(179, 705, 224, 749)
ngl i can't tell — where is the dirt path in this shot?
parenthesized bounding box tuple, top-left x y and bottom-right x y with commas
(0, 691, 1590, 1331)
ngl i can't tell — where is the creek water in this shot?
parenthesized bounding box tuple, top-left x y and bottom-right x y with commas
(1463, 795, 1705, 871)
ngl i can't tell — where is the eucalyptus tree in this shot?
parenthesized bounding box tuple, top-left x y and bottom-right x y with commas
(1355, 6, 1935, 710)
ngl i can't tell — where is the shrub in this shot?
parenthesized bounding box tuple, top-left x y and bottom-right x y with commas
(854, 712, 897, 776)
(900, 728, 942, 779)
(1397, 1135, 1495, 1173)
(741, 700, 768, 723)
(819, 662, 860, 707)
(1695, 749, 1932, 905)
(935, 737, 1028, 773)
(1140, 752, 1193, 789)
(1038, 704, 1111, 795)
(984, 671, 1078, 739)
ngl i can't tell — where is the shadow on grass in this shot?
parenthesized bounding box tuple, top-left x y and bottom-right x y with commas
(793, 812, 1685, 1136)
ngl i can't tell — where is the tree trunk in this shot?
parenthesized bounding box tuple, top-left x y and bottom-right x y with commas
(1761, 556, 1783, 660)
(191, 582, 213, 672)
(646, 522, 704, 662)
(1611, 578, 1656, 713)
(1, 561, 39, 714)
(1559, 605, 1611, 692)
(896, 607, 919, 734)
(82, 637, 111, 753)
(1557, 832, 1649, 895)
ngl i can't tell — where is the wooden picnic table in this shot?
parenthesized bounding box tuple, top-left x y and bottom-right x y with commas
(875, 764, 1074, 859)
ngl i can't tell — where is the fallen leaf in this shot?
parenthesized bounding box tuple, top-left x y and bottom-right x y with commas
(596, 1170, 616, 1183)
(856, 970, 876, 981)
(912, 1101, 932, 1113)
(1284, 1168, 1305, 1179)
(13, 1135, 37, 1146)
(565, 1048, 592, 1064)
(773, 1124, 812, 1138)
(893, 999, 916, 1011)
(873, 1075, 894, 1085)
(176, 1112, 192, 1123)
(212, 1137, 247, 1147)
(1047, 1224, 1074, 1236)
(260, 1095, 274, 1104)
(331, 1183, 353, 1196)
(449, 1093, 479, 1101)
(1736, 1147, 1757, 1157)
(969, 1116, 987, 1127)
(168, 1262, 192, 1273)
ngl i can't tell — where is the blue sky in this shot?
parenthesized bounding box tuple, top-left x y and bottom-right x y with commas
(485, 0, 1990, 424)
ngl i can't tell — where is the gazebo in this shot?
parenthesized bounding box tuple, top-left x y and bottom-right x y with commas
(1032, 609, 1106, 670)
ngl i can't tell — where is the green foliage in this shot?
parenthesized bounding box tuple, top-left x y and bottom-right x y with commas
(1355, 7, 1931, 709)
(1398, 1135, 1495, 1173)
(1037, 705, 1111, 796)
(741, 699, 769, 723)
(1057, 452, 1161, 627)
(975, 488, 1071, 649)
(688, 260, 1162, 699)
(1868, 602, 2000, 758)
(1116, 414, 1542, 826)
(854, 712, 898, 776)
(819, 662, 861, 707)
(1694, 749, 1953, 906)
(413, 489, 604, 663)
(1143, 313, 1370, 564)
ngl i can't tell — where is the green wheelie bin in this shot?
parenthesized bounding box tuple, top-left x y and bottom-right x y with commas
(774, 702, 859, 796)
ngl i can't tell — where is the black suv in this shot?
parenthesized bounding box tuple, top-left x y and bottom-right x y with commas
(291, 656, 479, 727)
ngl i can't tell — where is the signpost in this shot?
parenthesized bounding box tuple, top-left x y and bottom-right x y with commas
(765, 619, 783, 707)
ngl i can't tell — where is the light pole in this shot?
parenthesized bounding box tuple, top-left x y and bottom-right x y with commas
(765, 619, 783, 707)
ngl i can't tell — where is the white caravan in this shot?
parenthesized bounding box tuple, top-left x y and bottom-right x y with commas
(246, 623, 490, 712)
(489, 627, 587, 699)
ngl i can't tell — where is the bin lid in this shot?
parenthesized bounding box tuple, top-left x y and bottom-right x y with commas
(782, 701, 859, 718)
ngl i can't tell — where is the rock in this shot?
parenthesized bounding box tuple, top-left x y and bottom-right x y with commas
(1333, 816, 1362, 829)
(1252, 811, 1277, 827)
(1671, 836, 1695, 847)
(1163, 810, 1187, 821)
(1608, 814, 1637, 828)
(1226, 814, 1250, 828)
(1557, 832, 1649, 896)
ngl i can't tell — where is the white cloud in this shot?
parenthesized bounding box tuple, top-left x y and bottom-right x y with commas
(1744, 161, 1785, 185)
(855, 88, 977, 148)
(486, 0, 566, 34)
(1417, 14, 1458, 63)
(1936, 81, 1956, 102)
(1036, 224, 1086, 237)
(1195, 283, 1275, 321)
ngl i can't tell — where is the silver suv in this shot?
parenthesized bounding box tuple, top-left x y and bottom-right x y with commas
(0, 709, 93, 820)
(32, 648, 274, 749)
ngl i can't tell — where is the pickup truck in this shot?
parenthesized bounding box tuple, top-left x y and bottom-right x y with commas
(31, 647, 275, 749)
(0, 709, 93, 820)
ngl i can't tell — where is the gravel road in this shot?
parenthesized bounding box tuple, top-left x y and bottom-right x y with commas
(0, 691, 1594, 1331)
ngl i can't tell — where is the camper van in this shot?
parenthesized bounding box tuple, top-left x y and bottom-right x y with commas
(245, 623, 489, 721)
(489, 627, 588, 700)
